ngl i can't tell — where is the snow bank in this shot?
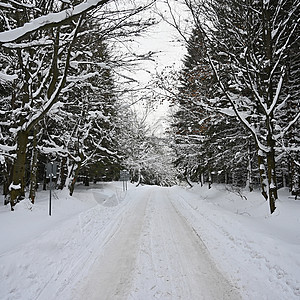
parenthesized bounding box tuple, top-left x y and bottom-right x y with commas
(171, 184, 300, 300)
(0, 182, 299, 300)
(0, 182, 130, 300)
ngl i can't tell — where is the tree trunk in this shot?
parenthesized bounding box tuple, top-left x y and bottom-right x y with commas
(257, 150, 268, 201)
(3, 158, 12, 205)
(84, 175, 89, 186)
(29, 128, 38, 204)
(10, 130, 29, 210)
(69, 161, 82, 196)
(290, 156, 299, 200)
(43, 171, 47, 190)
(136, 168, 142, 187)
(184, 167, 193, 188)
(199, 172, 204, 187)
(246, 142, 253, 192)
(266, 147, 278, 214)
(282, 167, 287, 188)
(208, 171, 212, 189)
(225, 171, 230, 185)
(57, 156, 68, 190)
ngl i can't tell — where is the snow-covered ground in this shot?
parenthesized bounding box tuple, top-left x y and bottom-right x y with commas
(0, 182, 299, 299)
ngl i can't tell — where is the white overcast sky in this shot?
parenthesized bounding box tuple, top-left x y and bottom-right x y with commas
(125, 0, 190, 135)
(132, 0, 189, 80)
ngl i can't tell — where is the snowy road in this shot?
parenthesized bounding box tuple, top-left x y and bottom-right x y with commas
(72, 186, 241, 300)
(2, 183, 299, 299)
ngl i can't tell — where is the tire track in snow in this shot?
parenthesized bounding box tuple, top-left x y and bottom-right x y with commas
(71, 188, 153, 300)
(35, 190, 133, 300)
(171, 190, 300, 299)
(129, 187, 241, 300)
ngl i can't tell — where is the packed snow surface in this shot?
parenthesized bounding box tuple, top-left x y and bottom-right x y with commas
(0, 182, 299, 299)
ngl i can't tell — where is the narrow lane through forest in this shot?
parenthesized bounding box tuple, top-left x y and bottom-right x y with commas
(72, 186, 241, 300)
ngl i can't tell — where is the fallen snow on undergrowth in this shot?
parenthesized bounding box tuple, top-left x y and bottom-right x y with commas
(0, 182, 299, 300)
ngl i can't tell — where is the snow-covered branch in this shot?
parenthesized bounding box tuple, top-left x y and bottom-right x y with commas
(0, 0, 110, 43)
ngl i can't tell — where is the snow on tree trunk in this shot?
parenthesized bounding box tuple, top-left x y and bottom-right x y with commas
(136, 168, 142, 187)
(10, 131, 28, 210)
(200, 173, 204, 187)
(258, 150, 268, 201)
(208, 171, 212, 189)
(291, 158, 300, 199)
(266, 147, 278, 214)
(29, 128, 38, 204)
(190, 0, 298, 213)
(69, 153, 83, 196)
(2, 159, 11, 205)
(57, 156, 68, 190)
(185, 168, 193, 188)
(245, 143, 253, 192)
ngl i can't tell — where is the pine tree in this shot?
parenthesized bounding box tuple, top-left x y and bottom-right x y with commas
(0, 0, 157, 209)
(183, 0, 300, 213)
(170, 25, 254, 189)
(170, 28, 215, 185)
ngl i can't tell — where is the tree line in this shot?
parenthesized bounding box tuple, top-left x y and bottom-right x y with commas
(1, 1, 299, 215)
(167, 0, 299, 213)
(0, 0, 156, 210)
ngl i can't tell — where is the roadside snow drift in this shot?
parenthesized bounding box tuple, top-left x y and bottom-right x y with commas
(0, 182, 299, 300)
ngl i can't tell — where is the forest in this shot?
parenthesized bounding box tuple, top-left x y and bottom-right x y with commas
(0, 0, 299, 214)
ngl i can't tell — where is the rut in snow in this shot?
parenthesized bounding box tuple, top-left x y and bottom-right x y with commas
(72, 186, 241, 300)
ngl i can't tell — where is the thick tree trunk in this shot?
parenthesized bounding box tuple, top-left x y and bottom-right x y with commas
(10, 130, 29, 210)
(263, 4, 277, 214)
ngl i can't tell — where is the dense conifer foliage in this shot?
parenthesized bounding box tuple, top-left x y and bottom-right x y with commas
(0, 0, 156, 209)
(169, 0, 299, 213)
